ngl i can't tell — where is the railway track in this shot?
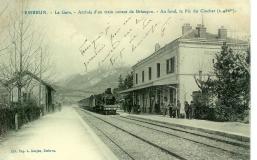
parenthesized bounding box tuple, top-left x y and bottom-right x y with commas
(83, 115, 136, 160)
(120, 116, 250, 147)
(113, 116, 249, 156)
(78, 108, 186, 160)
(77, 108, 250, 160)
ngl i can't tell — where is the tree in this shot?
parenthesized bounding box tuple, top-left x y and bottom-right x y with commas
(117, 72, 133, 112)
(118, 75, 124, 90)
(123, 72, 133, 89)
(212, 42, 250, 121)
(118, 72, 133, 90)
(193, 72, 216, 120)
(194, 72, 213, 95)
(0, 0, 52, 104)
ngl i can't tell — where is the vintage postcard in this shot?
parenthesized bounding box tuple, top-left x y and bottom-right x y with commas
(0, 0, 251, 160)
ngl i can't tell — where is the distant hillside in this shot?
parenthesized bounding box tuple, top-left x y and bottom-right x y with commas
(54, 66, 132, 103)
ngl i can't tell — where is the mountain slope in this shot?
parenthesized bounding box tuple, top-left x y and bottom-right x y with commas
(54, 66, 132, 103)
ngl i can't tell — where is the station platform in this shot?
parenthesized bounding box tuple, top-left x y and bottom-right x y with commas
(118, 110, 250, 141)
(0, 105, 118, 160)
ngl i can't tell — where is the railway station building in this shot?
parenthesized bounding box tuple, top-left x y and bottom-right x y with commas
(1, 71, 56, 113)
(120, 23, 248, 114)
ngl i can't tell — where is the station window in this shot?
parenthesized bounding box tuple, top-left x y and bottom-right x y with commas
(148, 67, 152, 80)
(136, 73, 138, 84)
(169, 88, 175, 104)
(142, 71, 145, 83)
(157, 63, 160, 78)
(166, 57, 175, 74)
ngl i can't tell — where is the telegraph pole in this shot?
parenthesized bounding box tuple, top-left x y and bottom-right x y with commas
(39, 47, 42, 107)
(12, 41, 17, 103)
(18, 0, 24, 103)
(12, 41, 17, 72)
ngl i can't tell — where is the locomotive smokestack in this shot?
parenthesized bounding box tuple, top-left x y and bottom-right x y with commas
(105, 88, 112, 94)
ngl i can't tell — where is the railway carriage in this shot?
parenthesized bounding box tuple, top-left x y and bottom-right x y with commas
(78, 88, 119, 115)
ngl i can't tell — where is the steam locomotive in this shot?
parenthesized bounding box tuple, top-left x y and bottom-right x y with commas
(78, 88, 119, 115)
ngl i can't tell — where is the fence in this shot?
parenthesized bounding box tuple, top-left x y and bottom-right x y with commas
(0, 101, 43, 136)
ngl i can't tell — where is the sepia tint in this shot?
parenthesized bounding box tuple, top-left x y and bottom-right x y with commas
(0, 0, 250, 160)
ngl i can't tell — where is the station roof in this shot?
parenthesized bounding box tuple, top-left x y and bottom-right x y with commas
(119, 81, 178, 94)
(4, 70, 55, 91)
(132, 29, 248, 69)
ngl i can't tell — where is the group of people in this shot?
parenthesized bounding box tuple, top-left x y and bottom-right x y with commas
(162, 97, 196, 119)
(122, 97, 196, 119)
(184, 101, 196, 119)
(162, 97, 181, 118)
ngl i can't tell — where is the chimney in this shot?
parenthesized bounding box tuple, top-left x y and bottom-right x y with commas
(218, 26, 227, 39)
(105, 88, 112, 94)
(155, 43, 160, 51)
(182, 23, 192, 35)
(196, 24, 206, 38)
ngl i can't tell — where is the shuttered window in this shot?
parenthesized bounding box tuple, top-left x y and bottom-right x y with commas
(157, 63, 160, 78)
(166, 57, 175, 74)
(142, 71, 144, 83)
(148, 67, 152, 80)
(136, 73, 138, 84)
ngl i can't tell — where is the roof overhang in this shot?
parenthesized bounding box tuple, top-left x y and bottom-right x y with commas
(4, 70, 55, 92)
(119, 81, 178, 94)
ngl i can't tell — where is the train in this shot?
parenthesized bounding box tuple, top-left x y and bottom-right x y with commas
(78, 88, 119, 115)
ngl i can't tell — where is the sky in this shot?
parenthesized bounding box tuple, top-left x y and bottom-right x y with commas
(0, 0, 250, 80)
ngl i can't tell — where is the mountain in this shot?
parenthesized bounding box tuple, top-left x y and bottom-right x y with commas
(54, 66, 132, 103)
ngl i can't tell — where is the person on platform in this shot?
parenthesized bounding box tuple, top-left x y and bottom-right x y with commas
(128, 103, 132, 114)
(149, 97, 154, 113)
(154, 100, 159, 113)
(170, 102, 176, 118)
(176, 100, 181, 118)
(184, 101, 190, 119)
(190, 101, 195, 119)
(168, 102, 172, 118)
(162, 97, 169, 116)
